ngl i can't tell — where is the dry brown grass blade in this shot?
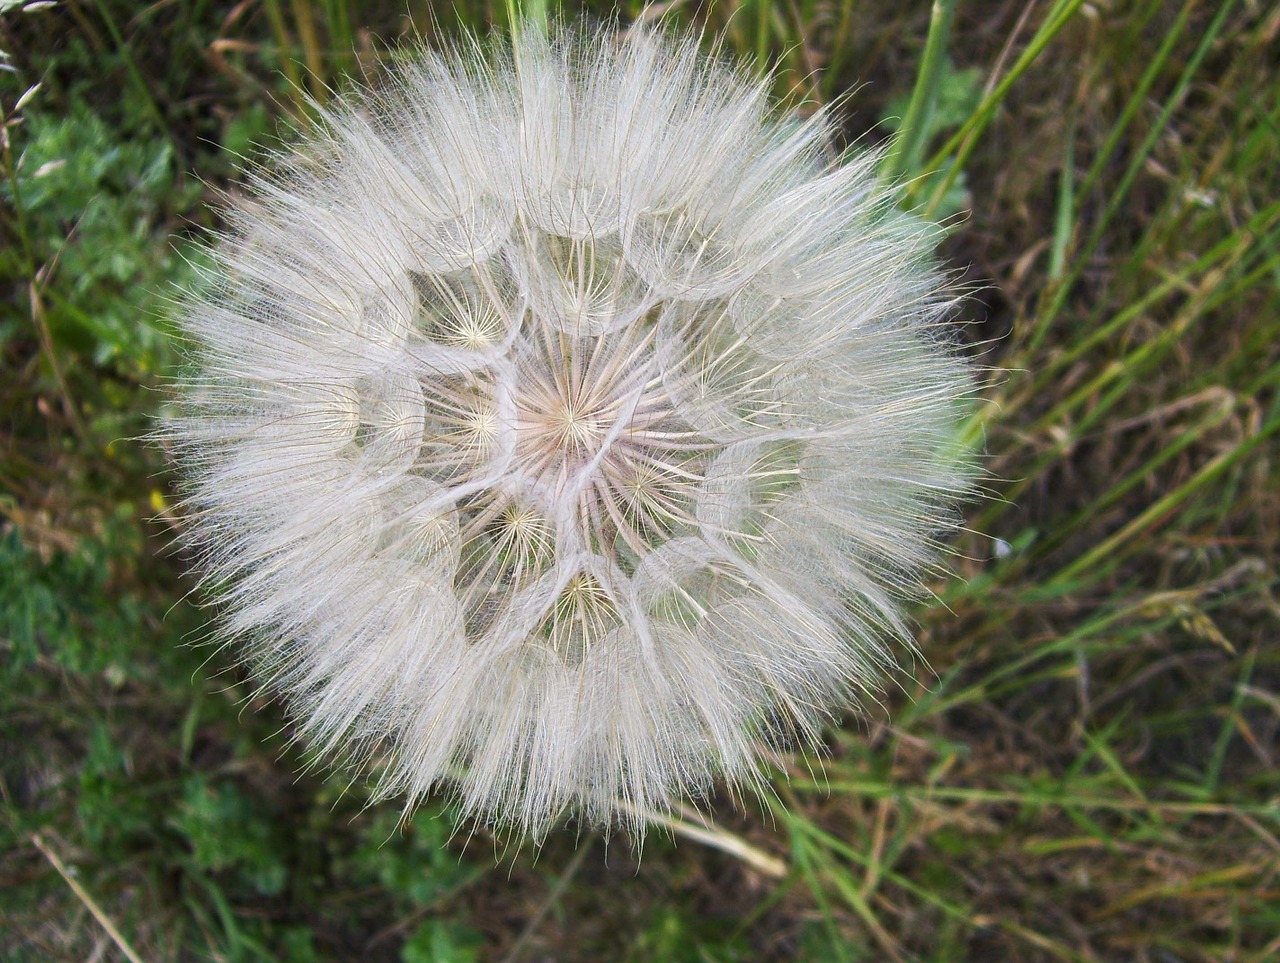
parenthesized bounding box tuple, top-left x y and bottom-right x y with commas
(30, 835, 146, 963)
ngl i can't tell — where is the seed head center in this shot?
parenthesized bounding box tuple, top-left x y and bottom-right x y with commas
(515, 380, 620, 480)
(557, 403, 602, 450)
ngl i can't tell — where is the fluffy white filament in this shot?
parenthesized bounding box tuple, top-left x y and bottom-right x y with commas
(166, 23, 972, 836)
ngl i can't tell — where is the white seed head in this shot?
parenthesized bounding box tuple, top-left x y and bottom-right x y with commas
(164, 22, 974, 837)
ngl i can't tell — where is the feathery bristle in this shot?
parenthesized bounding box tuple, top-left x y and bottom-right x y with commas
(162, 22, 974, 838)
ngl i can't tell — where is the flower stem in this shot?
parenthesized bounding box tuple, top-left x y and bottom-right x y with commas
(506, 0, 551, 35)
(623, 803, 787, 878)
(881, 0, 958, 183)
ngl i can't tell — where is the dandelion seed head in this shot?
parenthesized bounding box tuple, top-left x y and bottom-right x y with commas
(165, 22, 974, 837)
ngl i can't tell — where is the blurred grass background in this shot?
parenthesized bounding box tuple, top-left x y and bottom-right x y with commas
(2, 0, 1277, 960)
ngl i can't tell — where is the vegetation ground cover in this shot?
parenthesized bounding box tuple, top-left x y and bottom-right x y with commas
(2, 1, 1277, 960)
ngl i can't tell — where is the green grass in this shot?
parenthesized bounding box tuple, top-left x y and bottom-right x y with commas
(2, 0, 1278, 960)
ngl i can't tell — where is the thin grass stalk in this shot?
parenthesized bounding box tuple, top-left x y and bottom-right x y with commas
(1048, 109, 1075, 280)
(1036, 394, 1238, 560)
(0, 97, 35, 274)
(1027, 202, 1280, 396)
(322, 0, 355, 83)
(781, 808, 975, 927)
(789, 832, 856, 963)
(954, 204, 1273, 470)
(289, 0, 327, 100)
(1072, 0, 1190, 205)
(506, 0, 550, 34)
(32, 835, 146, 963)
(1029, 0, 1241, 352)
(1030, 234, 1265, 440)
(1047, 409, 1280, 587)
(263, 0, 308, 119)
(968, 208, 1276, 536)
(88, 0, 174, 148)
(753, 0, 771, 72)
(819, 0, 857, 100)
(880, 0, 957, 183)
(786, 773, 1280, 818)
(1202, 647, 1258, 794)
(821, 854, 906, 962)
(917, 0, 1086, 216)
